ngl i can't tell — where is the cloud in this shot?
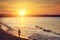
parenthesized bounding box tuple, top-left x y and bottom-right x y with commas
(33, 0, 60, 4)
(0, 0, 60, 4)
(0, 0, 60, 15)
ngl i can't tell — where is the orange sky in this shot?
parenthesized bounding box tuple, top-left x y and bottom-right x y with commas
(0, 0, 60, 15)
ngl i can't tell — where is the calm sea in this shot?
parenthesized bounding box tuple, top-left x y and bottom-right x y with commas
(0, 17, 60, 38)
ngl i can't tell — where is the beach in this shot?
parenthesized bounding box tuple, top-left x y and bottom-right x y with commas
(0, 17, 60, 40)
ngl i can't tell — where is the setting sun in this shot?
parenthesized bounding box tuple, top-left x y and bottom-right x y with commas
(19, 10, 25, 16)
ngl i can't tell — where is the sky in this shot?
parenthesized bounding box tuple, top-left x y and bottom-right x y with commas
(0, 0, 60, 15)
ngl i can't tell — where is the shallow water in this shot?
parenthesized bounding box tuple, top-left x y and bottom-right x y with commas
(0, 17, 60, 37)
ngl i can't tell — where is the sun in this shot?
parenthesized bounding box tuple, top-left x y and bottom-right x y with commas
(19, 10, 25, 16)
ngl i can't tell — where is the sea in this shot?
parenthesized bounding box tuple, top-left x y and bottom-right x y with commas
(0, 17, 60, 40)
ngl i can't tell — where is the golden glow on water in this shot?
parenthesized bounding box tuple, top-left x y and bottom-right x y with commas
(20, 17, 25, 27)
(19, 17, 29, 38)
(1, 17, 60, 38)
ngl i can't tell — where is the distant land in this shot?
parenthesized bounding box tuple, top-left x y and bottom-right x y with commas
(32, 15, 60, 17)
(0, 14, 60, 17)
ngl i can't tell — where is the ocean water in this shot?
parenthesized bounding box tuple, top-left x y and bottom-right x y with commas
(0, 17, 60, 38)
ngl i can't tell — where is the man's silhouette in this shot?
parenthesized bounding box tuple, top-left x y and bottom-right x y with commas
(0, 25, 1, 29)
(18, 29, 21, 38)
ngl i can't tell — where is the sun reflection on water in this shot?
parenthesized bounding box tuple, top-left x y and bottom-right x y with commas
(20, 17, 25, 27)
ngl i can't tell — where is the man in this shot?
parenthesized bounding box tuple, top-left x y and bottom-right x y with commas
(18, 29, 21, 38)
(0, 24, 1, 28)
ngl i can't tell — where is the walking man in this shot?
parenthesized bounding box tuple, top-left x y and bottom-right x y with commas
(18, 29, 21, 38)
(0, 24, 1, 29)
